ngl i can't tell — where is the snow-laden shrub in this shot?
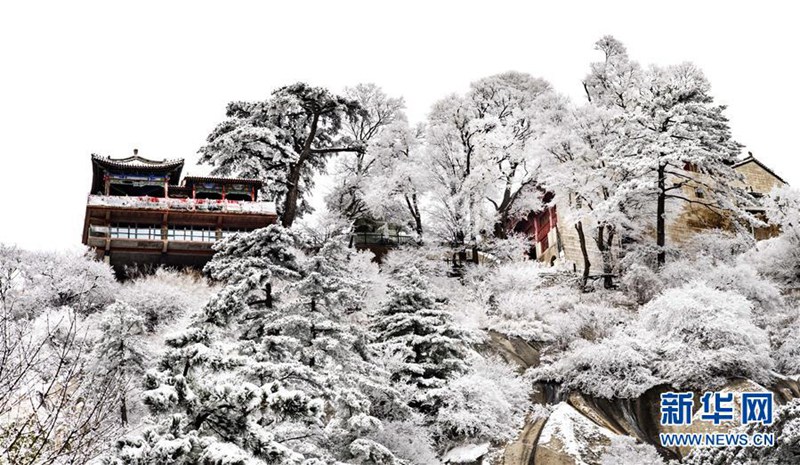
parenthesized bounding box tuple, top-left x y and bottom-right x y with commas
(368, 418, 439, 465)
(618, 242, 679, 272)
(118, 269, 214, 332)
(600, 435, 665, 465)
(478, 260, 630, 348)
(382, 244, 450, 278)
(532, 334, 660, 399)
(661, 258, 785, 316)
(477, 261, 587, 342)
(680, 229, 753, 264)
(431, 354, 530, 444)
(20, 248, 117, 315)
(774, 323, 800, 375)
(641, 282, 774, 389)
(485, 283, 582, 343)
(746, 235, 800, 286)
(541, 302, 630, 351)
(621, 263, 663, 304)
(745, 185, 800, 286)
(480, 234, 531, 263)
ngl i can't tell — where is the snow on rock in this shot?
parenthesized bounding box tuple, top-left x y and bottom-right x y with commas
(535, 402, 616, 465)
(442, 442, 490, 464)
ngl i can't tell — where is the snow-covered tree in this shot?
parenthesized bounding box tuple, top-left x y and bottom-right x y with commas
(467, 72, 555, 238)
(326, 83, 405, 221)
(20, 248, 117, 316)
(361, 119, 428, 239)
(543, 101, 641, 288)
(584, 36, 749, 266)
(114, 228, 402, 463)
(95, 301, 148, 426)
(204, 225, 302, 318)
(200, 83, 365, 227)
(1, 306, 119, 465)
(425, 72, 557, 245)
(425, 93, 480, 245)
(371, 266, 468, 410)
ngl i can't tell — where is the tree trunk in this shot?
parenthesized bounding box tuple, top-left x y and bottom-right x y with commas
(575, 221, 590, 290)
(281, 167, 302, 228)
(265, 282, 272, 309)
(656, 163, 666, 267)
(281, 113, 321, 228)
(120, 394, 128, 426)
(405, 193, 423, 241)
(597, 224, 615, 289)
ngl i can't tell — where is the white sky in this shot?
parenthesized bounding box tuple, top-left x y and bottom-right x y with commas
(1, 1, 798, 251)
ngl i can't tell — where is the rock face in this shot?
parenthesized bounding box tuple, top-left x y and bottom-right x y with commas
(497, 379, 790, 465)
(498, 415, 547, 465)
(486, 330, 541, 370)
(487, 332, 795, 465)
(534, 403, 615, 465)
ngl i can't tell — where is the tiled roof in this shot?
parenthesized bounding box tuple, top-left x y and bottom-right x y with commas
(91, 153, 185, 171)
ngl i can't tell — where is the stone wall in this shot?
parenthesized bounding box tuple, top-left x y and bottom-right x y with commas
(550, 158, 785, 275)
(735, 159, 784, 195)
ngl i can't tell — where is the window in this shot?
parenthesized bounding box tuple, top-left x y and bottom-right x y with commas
(110, 223, 161, 240)
(167, 226, 217, 242)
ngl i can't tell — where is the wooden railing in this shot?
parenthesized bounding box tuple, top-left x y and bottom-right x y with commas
(87, 195, 276, 215)
(350, 232, 415, 247)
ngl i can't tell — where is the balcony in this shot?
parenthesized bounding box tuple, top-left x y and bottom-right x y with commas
(87, 195, 277, 215)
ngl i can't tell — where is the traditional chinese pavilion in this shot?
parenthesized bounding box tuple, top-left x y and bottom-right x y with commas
(82, 150, 278, 274)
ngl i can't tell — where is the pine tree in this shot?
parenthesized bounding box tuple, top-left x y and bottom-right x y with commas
(583, 36, 750, 267)
(112, 230, 401, 463)
(95, 301, 148, 427)
(371, 266, 468, 413)
(199, 83, 366, 228)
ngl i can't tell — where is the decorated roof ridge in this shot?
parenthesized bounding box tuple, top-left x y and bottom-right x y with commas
(182, 175, 263, 186)
(733, 153, 787, 185)
(91, 153, 185, 169)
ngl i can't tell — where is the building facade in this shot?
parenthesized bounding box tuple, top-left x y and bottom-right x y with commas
(518, 154, 787, 274)
(82, 151, 278, 274)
